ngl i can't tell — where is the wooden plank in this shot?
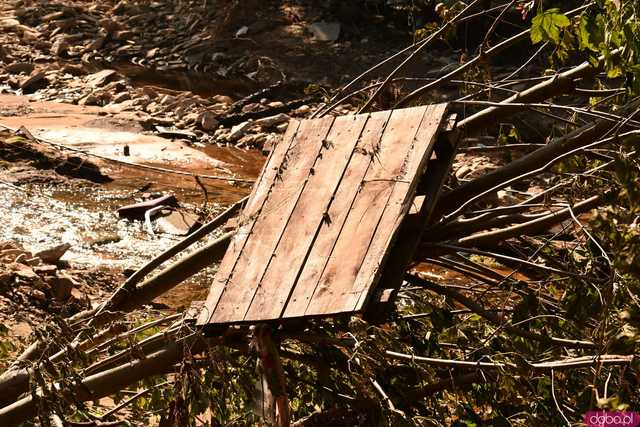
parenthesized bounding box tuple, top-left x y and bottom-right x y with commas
(196, 120, 300, 325)
(243, 113, 371, 321)
(304, 106, 429, 316)
(209, 116, 335, 324)
(351, 104, 449, 312)
(282, 110, 392, 318)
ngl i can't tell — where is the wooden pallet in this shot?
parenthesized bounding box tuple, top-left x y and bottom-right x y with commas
(197, 104, 449, 327)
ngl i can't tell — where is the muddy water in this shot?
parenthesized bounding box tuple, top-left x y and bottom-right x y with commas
(1, 151, 263, 309)
(0, 95, 266, 307)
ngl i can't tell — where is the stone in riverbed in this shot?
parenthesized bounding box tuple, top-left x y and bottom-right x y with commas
(19, 71, 48, 93)
(254, 113, 289, 129)
(50, 38, 69, 57)
(78, 94, 99, 106)
(112, 92, 130, 103)
(6, 62, 34, 75)
(50, 274, 75, 300)
(228, 121, 251, 141)
(86, 69, 121, 88)
(198, 111, 219, 130)
(35, 243, 71, 264)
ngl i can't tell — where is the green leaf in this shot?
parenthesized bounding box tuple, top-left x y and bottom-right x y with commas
(530, 8, 571, 44)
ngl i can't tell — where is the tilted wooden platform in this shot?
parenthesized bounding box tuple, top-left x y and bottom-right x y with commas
(197, 104, 450, 327)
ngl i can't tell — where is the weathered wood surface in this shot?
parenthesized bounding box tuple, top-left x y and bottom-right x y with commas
(198, 104, 449, 327)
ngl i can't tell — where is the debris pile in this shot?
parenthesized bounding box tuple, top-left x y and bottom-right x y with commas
(0, 241, 88, 314)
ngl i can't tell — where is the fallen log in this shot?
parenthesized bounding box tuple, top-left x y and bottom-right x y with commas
(0, 337, 206, 426)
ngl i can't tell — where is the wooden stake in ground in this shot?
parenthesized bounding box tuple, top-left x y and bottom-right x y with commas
(254, 325, 290, 427)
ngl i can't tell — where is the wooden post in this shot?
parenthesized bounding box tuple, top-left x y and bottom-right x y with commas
(253, 324, 290, 427)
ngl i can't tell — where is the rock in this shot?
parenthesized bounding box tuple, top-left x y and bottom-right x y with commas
(155, 209, 201, 235)
(0, 18, 20, 30)
(308, 21, 341, 42)
(198, 111, 219, 130)
(155, 126, 197, 139)
(12, 263, 37, 280)
(0, 45, 12, 63)
(267, 101, 284, 108)
(237, 133, 267, 148)
(100, 18, 120, 33)
(25, 256, 41, 266)
(50, 38, 68, 57)
(228, 121, 252, 141)
(30, 289, 47, 303)
(33, 265, 57, 275)
(50, 275, 74, 300)
(35, 243, 71, 264)
(10, 322, 32, 338)
(19, 71, 48, 93)
(42, 11, 65, 22)
(6, 62, 34, 75)
(262, 134, 279, 153)
(86, 69, 120, 88)
(241, 102, 261, 113)
(159, 94, 175, 105)
(294, 105, 311, 115)
(145, 101, 161, 113)
(21, 30, 42, 44)
(211, 95, 233, 105)
(87, 35, 107, 51)
(70, 287, 86, 302)
(113, 30, 134, 40)
(132, 96, 150, 109)
(85, 232, 121, 246)
(235, 26, 249, 37)
(78, 94, 99, 106)
(254, 113, 289, 129)
(182, 112, 199, 124)
(104, 99, 135, 113)
(455, 165, 471, 179)
(141, 86, 159, 98)
(0, 271, 13, 286)
(61, 64, 85, 75)
(112, 92, 130, 103)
